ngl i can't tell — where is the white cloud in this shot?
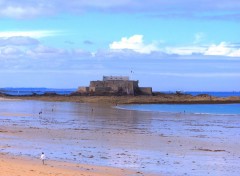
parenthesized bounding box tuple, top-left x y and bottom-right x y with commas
(0, 30, 59, 38)
(0, 46, 22, 58)
(0, 36, 39, 46)
(109, 35, 240, 57)
(165, 46, 206, 55)
(109, 35, 159, 54)
(165, 42, 240, 57)
(204, 42, 240, 57)
(25, 45, 67, 59)
(0, 6, 42, 19)
(150, 72, 240, 77)
(1, 47, 19, 55)
(229, 49, 240, 57)
(24, 45, 91, 59)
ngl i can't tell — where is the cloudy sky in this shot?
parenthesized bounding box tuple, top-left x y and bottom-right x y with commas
(0, 0, 240, 91)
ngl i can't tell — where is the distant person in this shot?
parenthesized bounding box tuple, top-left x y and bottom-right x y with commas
(40, 152, 46, 165)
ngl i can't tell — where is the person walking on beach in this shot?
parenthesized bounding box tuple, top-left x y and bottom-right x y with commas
(40, 152, 46, 165)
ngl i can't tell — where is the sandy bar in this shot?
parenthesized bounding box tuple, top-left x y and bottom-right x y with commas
(4, 94, 240, 104)
(0, 153, 157, 176)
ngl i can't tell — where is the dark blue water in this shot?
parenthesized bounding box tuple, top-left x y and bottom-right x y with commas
(118, 104, 240, 115)
(0, 88, 76, 95)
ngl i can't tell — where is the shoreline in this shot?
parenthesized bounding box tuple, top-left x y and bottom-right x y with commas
(2, 94, 240, 104)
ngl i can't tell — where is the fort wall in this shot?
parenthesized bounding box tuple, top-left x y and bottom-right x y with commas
(76, 76, 152, 96)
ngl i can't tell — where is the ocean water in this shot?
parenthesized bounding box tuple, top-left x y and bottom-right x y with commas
(0, 87, 240, 97)
(0, 88, 76, 95)
(118, 104, 240, 115)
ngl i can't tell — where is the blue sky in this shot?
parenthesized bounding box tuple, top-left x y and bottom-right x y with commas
(0, 0, 240, 91)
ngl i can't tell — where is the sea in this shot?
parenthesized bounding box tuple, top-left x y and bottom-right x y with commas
(0, 88, 76, 96)
(0, 87, 240, 97)
(117, 104, 240, 115)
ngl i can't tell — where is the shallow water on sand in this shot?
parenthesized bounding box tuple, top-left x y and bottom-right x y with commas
(0, 100, 240, 176)
(118, 103, 240, 115)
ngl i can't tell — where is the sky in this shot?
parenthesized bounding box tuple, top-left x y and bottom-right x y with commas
(0, 0, 240, 91)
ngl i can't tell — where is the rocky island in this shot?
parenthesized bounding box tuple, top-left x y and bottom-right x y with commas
(1, 76, 240, 104)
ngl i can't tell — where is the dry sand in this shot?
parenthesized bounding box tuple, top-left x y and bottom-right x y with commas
(0, 153, 152, 176)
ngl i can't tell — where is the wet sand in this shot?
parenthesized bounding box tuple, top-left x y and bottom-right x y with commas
(1, 99, 240, 175)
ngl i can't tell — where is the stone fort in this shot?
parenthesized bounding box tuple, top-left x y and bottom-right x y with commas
(77, 76, 152, 95)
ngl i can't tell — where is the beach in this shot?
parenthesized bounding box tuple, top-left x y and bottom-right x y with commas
(1, 98, 240, 176)
(0, 153, 149, 176)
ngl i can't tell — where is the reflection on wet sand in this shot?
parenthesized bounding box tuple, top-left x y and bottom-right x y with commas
(0, 100, 240, 176)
